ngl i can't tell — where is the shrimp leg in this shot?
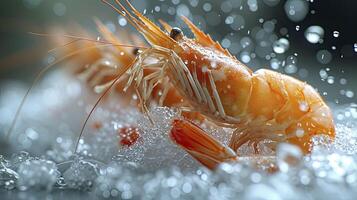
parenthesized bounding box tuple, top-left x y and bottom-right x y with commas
(170, 119, 237, 169)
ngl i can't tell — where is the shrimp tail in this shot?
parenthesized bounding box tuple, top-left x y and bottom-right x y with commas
(169, 119, 237, 169)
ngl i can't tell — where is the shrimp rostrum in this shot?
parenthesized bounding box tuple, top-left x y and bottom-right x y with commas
(102, 0, 336, 169)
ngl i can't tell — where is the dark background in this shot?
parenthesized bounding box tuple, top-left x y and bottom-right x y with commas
(0, 0, 356, 103)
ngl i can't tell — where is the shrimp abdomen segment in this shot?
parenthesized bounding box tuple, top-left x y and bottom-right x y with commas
(246, 69, 286, 122)
(213, 66, 253, 118)
(245, 69, 335, 152)
(285, 103, 335, 153)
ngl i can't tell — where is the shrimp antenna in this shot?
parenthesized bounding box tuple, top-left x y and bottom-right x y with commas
(48, 39, 81, 53)
(5, 28, 149, 141)
(74, 60, 134, 153)
(5, 35, 143, 140)
(28, 32, 147, 49)
(101, 0, 141, 31)
(5, 41, 138, 141)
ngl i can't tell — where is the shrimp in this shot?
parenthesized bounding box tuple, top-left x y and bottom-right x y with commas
(99, 0, 335, 168)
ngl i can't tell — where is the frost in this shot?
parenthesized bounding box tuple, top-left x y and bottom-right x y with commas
(1, 100, 357, 199)
(17, 159, 60, 191)
(62, 158, 100, 190)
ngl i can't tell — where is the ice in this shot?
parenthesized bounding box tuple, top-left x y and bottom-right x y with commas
(134, 107, 200, 170)
(94, 162, 141, 199)
(0, 155, 18, 190)
(46, 136, 74, 163)
(63, 158, 100, 190)
(141, 168, 211, 200)
(9, 151, 31, 171)
(1, 104, 357, 199)
(276, 143, 303, 173)
(17, 159, 60, 191)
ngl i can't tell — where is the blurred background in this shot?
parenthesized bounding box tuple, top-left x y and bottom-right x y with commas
(0, 0, 356, 104)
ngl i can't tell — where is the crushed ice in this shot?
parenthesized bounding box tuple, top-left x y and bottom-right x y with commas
(0, 74, 357, 199)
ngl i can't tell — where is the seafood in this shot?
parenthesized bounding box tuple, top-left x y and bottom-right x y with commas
(6, 0, 335, 171)
(99, 0, 335, 168)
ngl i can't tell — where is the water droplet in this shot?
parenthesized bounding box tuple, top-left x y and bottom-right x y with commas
(346, 90, 354, 98)
(221, 38, 231, 48)
(319, 69, 328, 79)
(339, 78, 347, 85)
(333, 31, 340, 38)
(299, 101, 309, 112)
(118, 17, 127, 26)
(202, 2, 212, 12)
(284, 0, 309, 22)
(295, 128, 305, 138)
(154, 6, 160, 12)
(305, 26, 324, 44)
(263, 21, 275, 33)
(316, 50, 332, 64)
(247, 0, 258, 12)
(225, 16, 234, 24)
(327, 76, 335, 84)
(273, 38, 290, 54)
(270, 58, 280, 69)
(285, 64, 297, 74)
(240, 52, 251, 63)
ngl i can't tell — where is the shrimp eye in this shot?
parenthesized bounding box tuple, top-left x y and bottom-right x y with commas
(170, 27, 183, 41)
(132, 48, 139, 55)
